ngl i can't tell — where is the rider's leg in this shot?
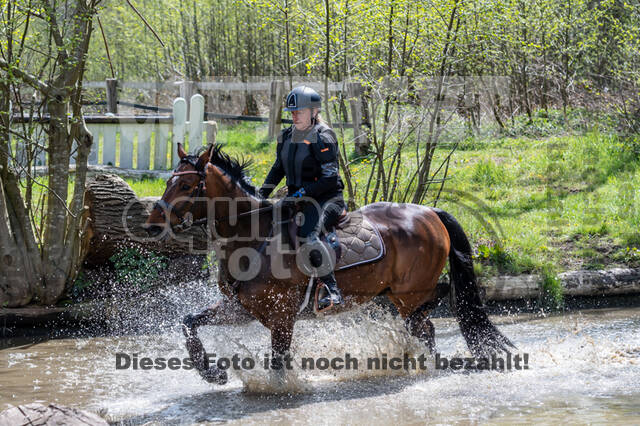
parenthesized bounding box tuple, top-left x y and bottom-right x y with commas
(316, 200, 346, 308)
(299, 199, 346, 308)
(297, 201, 343, 307)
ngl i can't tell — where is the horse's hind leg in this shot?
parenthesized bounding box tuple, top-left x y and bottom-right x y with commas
(404, 305, 437, 354)
(390, 281, 450, 354)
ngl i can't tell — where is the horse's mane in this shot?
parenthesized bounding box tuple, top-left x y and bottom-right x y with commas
(206, 144, 262, 198)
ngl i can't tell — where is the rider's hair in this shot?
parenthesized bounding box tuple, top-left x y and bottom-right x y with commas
(312, 108, 324, 126)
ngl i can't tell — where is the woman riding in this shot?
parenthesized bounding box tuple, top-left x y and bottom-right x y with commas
(258, 85, 346, 309)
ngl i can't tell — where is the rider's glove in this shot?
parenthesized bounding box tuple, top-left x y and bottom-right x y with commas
(291, 188, 306, 198)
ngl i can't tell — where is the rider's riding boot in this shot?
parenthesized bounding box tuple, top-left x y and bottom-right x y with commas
(318, 271, 343, 309)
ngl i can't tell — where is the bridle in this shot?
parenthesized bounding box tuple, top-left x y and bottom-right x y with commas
(152, 156, 298, 295)
(153, 158, 208, 232)
(154, 157, 289, 233)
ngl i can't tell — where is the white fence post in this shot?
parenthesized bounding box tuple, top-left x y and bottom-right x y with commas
(172, 97, 187, 167)
(205, 121, 217, 146)
(119, 123, 135, 169)
(188, 94, 205, 151)
(154, 123, 171, 170)
(136, 124, 152, 170)
(87, 124, 100, 165)
(9, 94, 216, 172)
(102, 124, 117, 166)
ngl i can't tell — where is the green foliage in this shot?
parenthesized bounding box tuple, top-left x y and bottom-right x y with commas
(612, 246, 640, 268)
(473, 243, 518, 274)
(574, 223, 609, 238)
(217, 122, 271, 153)
(472, 160, 509, 186)
(70, 270, 93, 299)
(109, 247, 167, 292)
(540, 266, 564, 310)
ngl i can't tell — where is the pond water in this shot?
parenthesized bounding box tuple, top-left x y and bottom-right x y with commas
(1, 283, 639, 424)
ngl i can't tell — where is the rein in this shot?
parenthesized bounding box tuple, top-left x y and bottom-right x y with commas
(173, 204, 278, 232)
(156, 158, 288, 233)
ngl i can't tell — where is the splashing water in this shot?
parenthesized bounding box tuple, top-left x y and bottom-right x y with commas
(1, 279, 639, 424)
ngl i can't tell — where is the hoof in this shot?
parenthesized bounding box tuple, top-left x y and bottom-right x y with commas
(202, 367, 228, 385)
(269, 367, 286, 387)
(181, 323, 194, 339)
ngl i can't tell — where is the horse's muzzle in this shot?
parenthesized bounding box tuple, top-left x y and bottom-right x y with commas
(142, 222, 167, 238)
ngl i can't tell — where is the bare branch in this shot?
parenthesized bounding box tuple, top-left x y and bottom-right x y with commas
(97, 15, 115, 78)
(125, 0, 166, 47)
(0, 57, 62, 97)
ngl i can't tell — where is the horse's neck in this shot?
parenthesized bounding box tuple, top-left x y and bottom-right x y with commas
(212, 186, 273, 269)
(213, 185, 267, 232)
(212, 206, 274, 289)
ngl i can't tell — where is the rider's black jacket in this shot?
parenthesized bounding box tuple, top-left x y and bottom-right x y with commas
(259, 122, 344, 203)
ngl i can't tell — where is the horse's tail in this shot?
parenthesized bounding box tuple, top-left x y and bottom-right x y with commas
(433, 208, 516, 356)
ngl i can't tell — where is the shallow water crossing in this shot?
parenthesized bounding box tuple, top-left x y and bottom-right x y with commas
(1, 305, 639, 424)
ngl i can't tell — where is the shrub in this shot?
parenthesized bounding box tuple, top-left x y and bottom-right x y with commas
(109, 247, 167, 292)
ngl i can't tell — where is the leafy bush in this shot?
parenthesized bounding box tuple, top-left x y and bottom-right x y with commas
(474, 243, 517, 273)
(109, 247, 168, 292)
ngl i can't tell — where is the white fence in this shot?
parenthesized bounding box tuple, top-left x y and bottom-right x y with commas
(8, 94, 216, 172)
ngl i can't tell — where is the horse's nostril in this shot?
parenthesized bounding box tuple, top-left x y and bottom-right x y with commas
(144, 224, 164, 236)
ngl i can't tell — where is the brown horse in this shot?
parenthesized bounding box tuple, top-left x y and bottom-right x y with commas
(143, 143, 514, 384)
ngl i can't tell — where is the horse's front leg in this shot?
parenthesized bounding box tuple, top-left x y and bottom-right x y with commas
(182, 297, 252, 335)
(270, 321, 295, 370)
(266, 319, 296, 387)
(181, 298, 251, 384)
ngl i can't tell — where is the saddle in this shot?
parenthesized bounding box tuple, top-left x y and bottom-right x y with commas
(285, 207, 386, 271)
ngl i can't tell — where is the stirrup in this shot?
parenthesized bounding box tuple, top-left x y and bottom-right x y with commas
(315, 281, 342, 313)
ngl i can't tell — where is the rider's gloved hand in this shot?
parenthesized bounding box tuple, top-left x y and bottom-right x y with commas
(281, 188, 305, 210)
(291, 188, 306, 198)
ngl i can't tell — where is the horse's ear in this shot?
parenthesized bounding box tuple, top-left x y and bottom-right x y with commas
(196, 144, 214, 170)
(177, 143, 187, 159)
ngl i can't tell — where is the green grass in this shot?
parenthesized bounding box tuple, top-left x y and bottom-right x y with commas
(123, 117, 640, 278)
(128, 177, 167, 197)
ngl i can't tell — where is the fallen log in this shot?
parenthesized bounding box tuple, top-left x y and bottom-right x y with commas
(0, 403, 108, 425)
(559, 267, 640, 297)
(478, 267, 640, 301)
(82, 173, 209, 265)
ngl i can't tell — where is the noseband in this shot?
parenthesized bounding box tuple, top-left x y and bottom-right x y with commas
(153, 159, 208, 231)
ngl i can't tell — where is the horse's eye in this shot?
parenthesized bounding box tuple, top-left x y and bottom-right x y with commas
(181, 184, 191, 191)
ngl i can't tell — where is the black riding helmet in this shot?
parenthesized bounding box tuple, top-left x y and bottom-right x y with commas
(283, 86, 322, 112)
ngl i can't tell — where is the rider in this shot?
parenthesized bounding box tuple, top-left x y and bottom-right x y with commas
(258, 85, 346, 308)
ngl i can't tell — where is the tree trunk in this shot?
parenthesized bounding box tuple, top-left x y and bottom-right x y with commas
(39, 99, 72, 304)
(0, 79, 43, 307)
(82, 174, 209, 265)
(0, 1, 100, 306)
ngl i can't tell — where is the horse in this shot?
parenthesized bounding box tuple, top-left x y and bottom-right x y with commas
(143, 143, 515, 384)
